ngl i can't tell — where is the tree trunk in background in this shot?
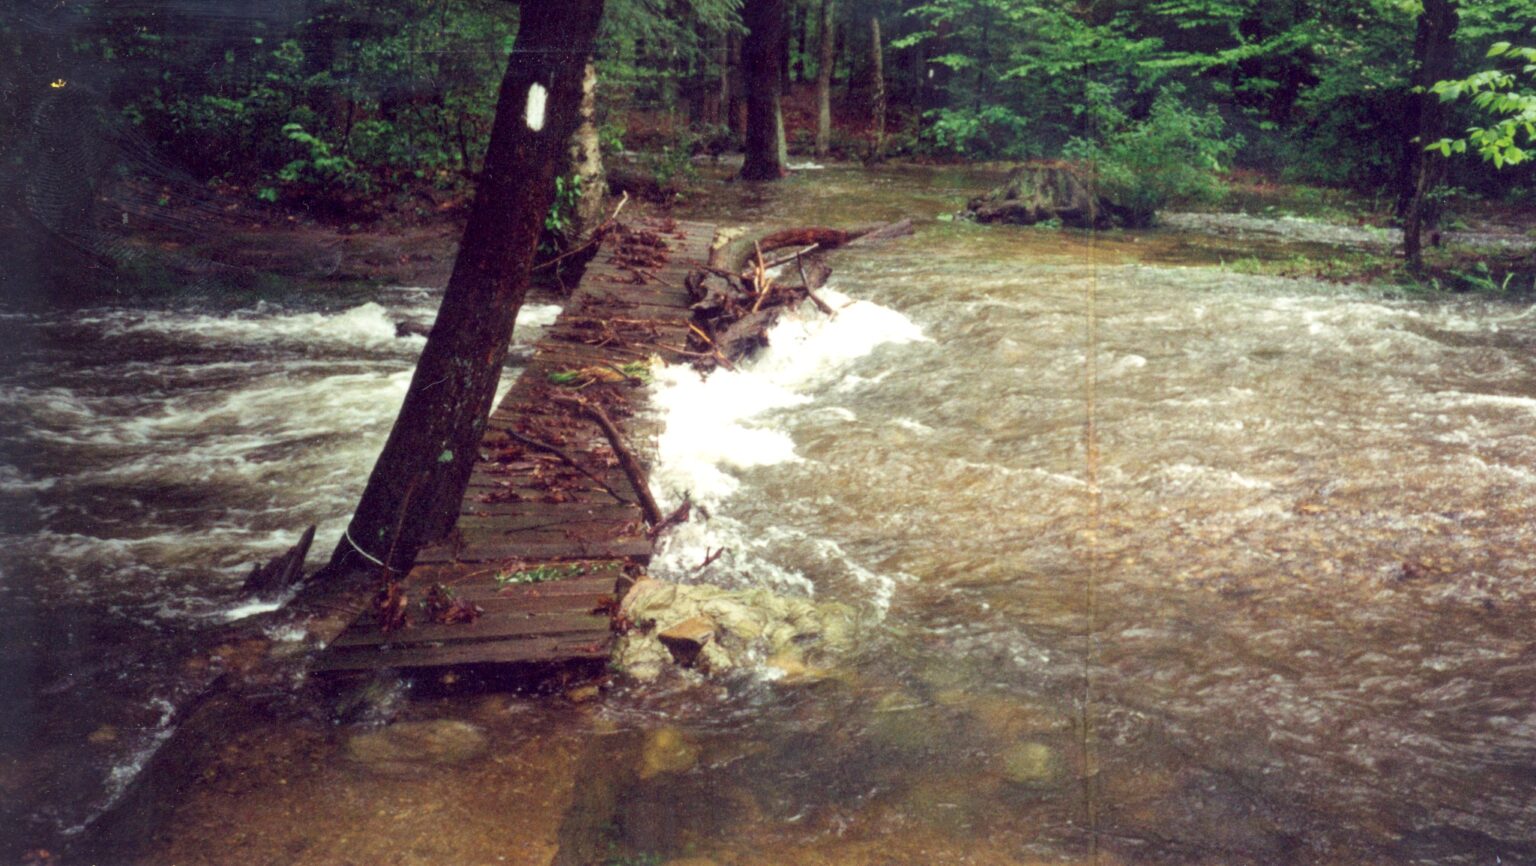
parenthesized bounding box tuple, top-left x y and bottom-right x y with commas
(567, 62, 607, 245)
(815, 0, 835, 157)
(718, 36, 731, 128)
(1400, 0, 1458, 270)
(321, 0, 606, 579)
(741, 0, 787, 180)
(776, 100, 789, 166)
(778, 6, 792, 163)
(792, 2, 807, 82)
(727, 32, 747, 139)
(870, 16, 886, 162)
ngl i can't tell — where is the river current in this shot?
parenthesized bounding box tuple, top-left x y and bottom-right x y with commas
(4, 166, 1535, 864)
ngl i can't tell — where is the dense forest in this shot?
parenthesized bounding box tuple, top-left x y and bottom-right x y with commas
(4, 0, 1534, 242)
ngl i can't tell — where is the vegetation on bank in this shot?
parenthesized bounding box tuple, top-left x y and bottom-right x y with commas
(2, 0, 1534, 292)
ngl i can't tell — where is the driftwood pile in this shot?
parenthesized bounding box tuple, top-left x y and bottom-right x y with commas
(683, 219, 912, 371)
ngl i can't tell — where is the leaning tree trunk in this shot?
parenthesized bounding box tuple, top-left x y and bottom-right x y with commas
(869, 16, 886, 163)
(321, 0, 607, 578)
(1401, 0, 1459, 270)
(741, 0, 788, 180)
(814, 0, 835, 157)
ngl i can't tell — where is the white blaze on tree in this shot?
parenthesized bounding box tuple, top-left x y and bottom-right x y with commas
(318, 1, 607, 580)
(525, 82, 548, 131)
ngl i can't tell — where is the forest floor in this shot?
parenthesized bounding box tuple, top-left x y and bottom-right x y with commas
(72, 157, 1536, 302)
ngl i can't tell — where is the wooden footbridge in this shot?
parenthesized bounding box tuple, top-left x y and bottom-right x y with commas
(314, 217, 715, 676)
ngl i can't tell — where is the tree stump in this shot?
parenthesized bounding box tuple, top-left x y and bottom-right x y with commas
(962, 163, 1135, 229)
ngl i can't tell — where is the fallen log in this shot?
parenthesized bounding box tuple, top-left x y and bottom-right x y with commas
(556, 395, 663, 527)
(685, 220, 915, 370)
(792, 250, 836, 315)
(503, 428, 634, 506)
(845, 217, 914, 247)
(715, 307, 781, 360)
(708, 219, 914, 273)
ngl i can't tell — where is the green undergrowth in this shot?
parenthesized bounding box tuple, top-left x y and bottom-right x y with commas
(1224, 249, 1536, 294)
(493, 563, 588, 587)
(1210, 174, 1392, 225)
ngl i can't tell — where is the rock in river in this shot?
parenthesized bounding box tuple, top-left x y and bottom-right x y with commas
(614, 576, 859, 681)
(345, 719, 488, 776)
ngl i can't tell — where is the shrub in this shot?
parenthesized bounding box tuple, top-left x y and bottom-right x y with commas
(918, 106, 1035, 160)
(1063, 87, 1241, 225)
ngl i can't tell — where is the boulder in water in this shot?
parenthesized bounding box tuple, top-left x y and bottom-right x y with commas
(344, 719, 488, 776)
(614, 577, 858, 681)
(638, 727, 700, 779)
(998, 741, 1064, 787)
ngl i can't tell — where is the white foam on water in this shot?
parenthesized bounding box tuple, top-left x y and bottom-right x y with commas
(221, 598, 284, 621)
(263, 622, 310, 642)
(515, 302, 564, 336)
(0, 463, 57, 492)
(648, 290, 925, 611)
(650, 289, 926, 507)
(108, 301, 419, 351)
(1430, 390, 1536, 414)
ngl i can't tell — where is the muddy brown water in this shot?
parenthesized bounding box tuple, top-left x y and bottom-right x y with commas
(6, 165, 1536, 865)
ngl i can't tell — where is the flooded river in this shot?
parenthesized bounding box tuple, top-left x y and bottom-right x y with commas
(6, 165, 1536, 864)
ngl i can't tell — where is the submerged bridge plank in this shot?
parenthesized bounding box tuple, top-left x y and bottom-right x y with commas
(315, 218, 714, 676)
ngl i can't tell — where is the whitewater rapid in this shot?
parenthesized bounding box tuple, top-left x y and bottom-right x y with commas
(647, 287, 927, 612)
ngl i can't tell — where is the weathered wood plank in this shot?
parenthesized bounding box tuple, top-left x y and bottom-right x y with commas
(454, 513, 638, 534)
(454, 538, 654, 562)
(316, 218, 711, 676)
(413, 539, 651, 565)
(457, 503, 641, 522)
(331, 611, 608, 649)
(311, 635, 611, 673)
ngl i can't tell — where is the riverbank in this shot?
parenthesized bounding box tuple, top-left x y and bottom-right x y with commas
(17, 161, 1532, 306)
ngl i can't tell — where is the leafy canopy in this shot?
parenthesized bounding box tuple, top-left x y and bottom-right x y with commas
(1430, 41, 1536, 167)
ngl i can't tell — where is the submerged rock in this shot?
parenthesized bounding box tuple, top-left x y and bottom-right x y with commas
(865, 691, 947, 756)
(345, 719, 488, 776)
(614, 577, 859, 681)
(639, 727, 700, 779)
(998, 741, 1063, 787)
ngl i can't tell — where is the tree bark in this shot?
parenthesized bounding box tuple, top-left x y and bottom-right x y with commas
(741, 0, 788, 180)
(1400, 0, 1459, 270)
(717, 35, 732, 129)
(567, 61, 607, 246)
(321, 0, 607, 578)
(727, 32, 747, 139)
(870, 16, 886, 162)
(814, 0, 836, 157)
